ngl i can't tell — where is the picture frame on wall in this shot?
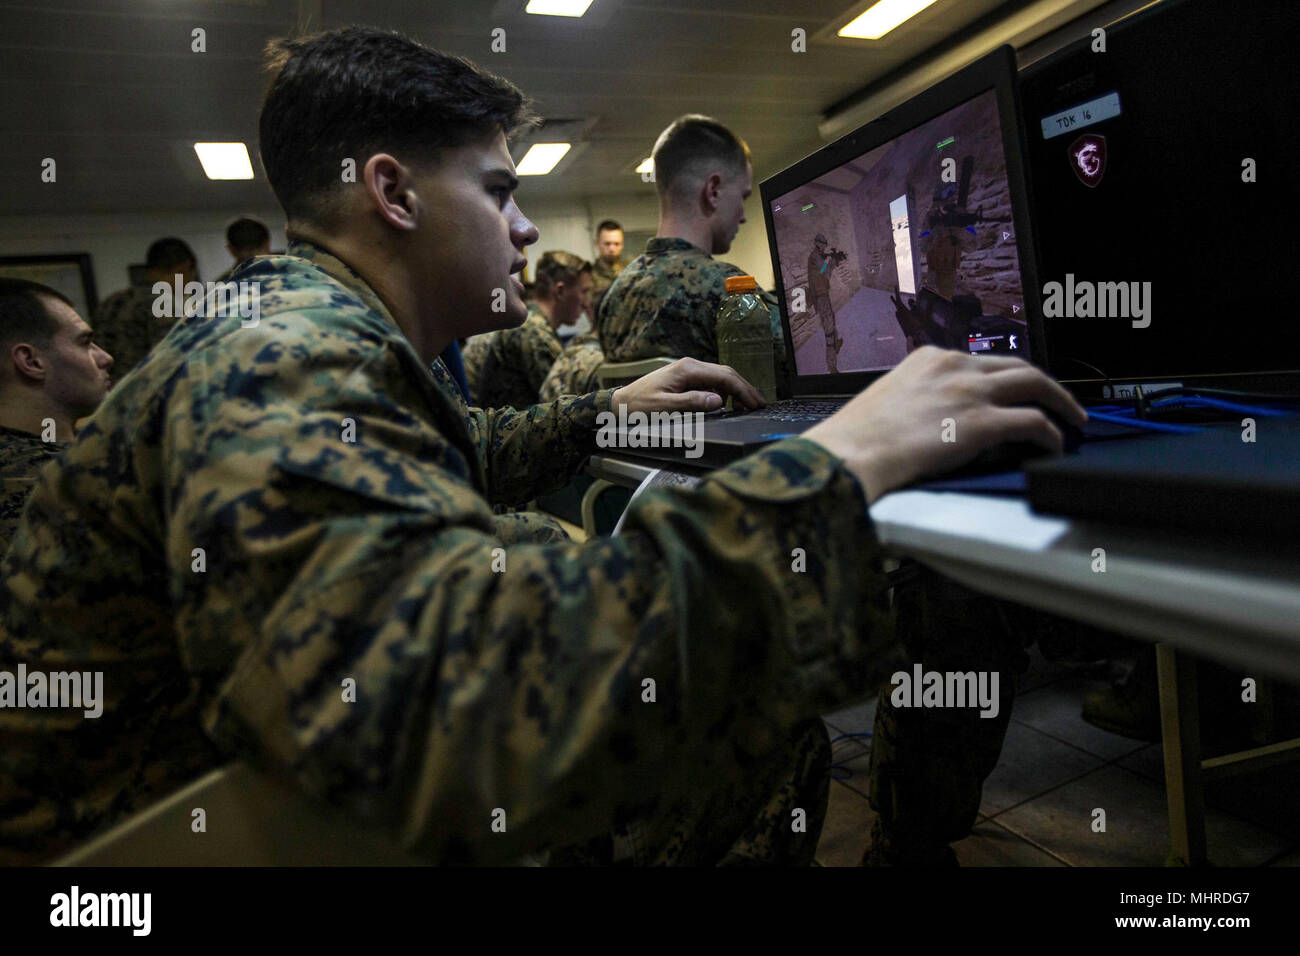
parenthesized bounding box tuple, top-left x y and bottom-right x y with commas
(0, 253, 99, 318)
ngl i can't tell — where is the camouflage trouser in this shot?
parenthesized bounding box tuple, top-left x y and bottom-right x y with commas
(866, 564, 1131, 862)
(527, 517, 831, 865)
(551, 719, 831, 866)
(812, 293, 839, 372)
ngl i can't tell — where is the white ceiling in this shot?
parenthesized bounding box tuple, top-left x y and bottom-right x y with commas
(0, 0, 1045, 215)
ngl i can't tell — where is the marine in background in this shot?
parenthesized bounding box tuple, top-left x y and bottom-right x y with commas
(92, 237, 195, 376)
(0, 279, 112, 556)
(463, 250, 591, 408)
(589, 219, 628, 323)
(214, 217, 272, 283)
(599, 115, 788, 384)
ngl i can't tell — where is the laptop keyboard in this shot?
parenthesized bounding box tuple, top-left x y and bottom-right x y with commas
(737, 399, 845, 423)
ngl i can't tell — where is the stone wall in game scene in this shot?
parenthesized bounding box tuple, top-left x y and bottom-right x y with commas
(849, 163, 901, 299)
(958, 172, 1019, 317)
(775, 182, 863, 351)
(846, 93, 1022, 318)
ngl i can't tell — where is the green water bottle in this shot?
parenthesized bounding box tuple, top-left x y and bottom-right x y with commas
(717, 275, 776, 403)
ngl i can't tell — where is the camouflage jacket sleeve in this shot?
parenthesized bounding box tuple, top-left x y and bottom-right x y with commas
(182, 336, 896, 864)
(459, 373, 616, 506)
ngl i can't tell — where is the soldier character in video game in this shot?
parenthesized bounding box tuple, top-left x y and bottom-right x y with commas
(895, 156, 1011, 353)
(808, 233, 847, 373)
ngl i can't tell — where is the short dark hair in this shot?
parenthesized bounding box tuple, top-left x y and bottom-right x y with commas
(259, 27, 539, 225)
(595, 219, 623, 236)
(651, 114, 751, 202)
(0, 278, 73, 353)
(146, 238, 196, 271)
(227, 217, 270, 252)
(533, 251, 591, 299)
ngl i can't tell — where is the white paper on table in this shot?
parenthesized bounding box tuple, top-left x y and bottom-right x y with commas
(611, 469, 702, 536)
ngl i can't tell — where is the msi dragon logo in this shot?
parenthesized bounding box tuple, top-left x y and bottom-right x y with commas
(1068, 133, 1107, 188)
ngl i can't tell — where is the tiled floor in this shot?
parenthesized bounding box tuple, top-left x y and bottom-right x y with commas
(817, 647, 1300, 867)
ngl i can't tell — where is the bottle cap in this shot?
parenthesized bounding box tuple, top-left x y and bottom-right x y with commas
(725, 275, 758, 293)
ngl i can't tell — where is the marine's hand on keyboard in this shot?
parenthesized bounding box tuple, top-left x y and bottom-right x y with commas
(803, 347, 1085, 504)
(611, 357, 767, 414)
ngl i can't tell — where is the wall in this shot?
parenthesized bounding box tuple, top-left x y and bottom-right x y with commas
(0, 187, 775, 321)
(524, 191, 775, 290)
(0, 209, 288, 308)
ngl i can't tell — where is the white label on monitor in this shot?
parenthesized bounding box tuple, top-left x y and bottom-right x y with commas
(890, 195, 916, 296)
(1040, 91, 1121, 140)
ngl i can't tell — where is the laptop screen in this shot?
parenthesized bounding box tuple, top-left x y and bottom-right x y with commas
(767, 87, 1032, 379)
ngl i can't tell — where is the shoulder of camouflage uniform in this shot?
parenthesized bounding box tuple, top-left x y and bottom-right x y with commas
(666, 247, 738, 288)
(139, 252, 401, 379)
(0, 428, 64, 562)
(233, 252, 399, 343)
(515, 311, 562, 382)
(461, 331, 496, 365)
(0, 428, 63, 478)
(715, 259, 754, 282)
(521, 309, 562, 350)
(539, 333, 604, 401)
(459, 331, 495, 391)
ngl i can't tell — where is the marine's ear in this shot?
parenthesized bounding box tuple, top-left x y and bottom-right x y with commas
(8, 342, 47, 383)
(363, 153, 419, 232)
(700, 171, 725, 214)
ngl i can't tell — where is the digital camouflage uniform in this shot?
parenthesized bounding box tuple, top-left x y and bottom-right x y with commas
(460, 332, 488, 402)
(598, 238, 789, 387)
(539, 332, 605, 402)
(92, 284, 174, 377)
(460, 303, 563, 409)
(0, 426, 63, 560)
(589, 256, 627, 329)
(0, 239, 903, 866)
(217, 255, 273, 286)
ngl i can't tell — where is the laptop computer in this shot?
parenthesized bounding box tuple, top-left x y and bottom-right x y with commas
(615, 45, 1047, 469)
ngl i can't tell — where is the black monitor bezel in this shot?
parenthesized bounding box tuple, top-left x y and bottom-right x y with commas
(1017, 0, 1300, 390)
(759, 44, 1045, 395)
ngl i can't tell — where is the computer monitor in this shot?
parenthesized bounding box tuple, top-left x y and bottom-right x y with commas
(760, 45, 1042, 395)
(1019, 0, 1300, 390)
